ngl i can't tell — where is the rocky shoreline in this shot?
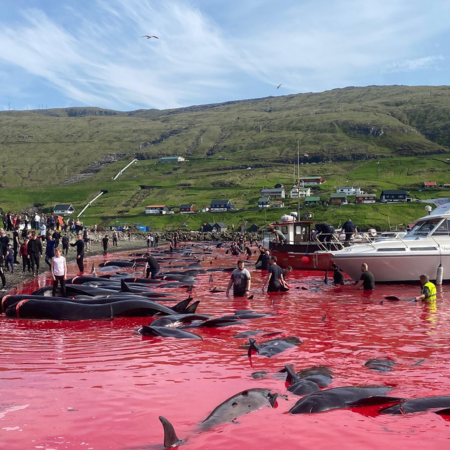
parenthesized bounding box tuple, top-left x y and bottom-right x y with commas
(3, 230, 259, 293)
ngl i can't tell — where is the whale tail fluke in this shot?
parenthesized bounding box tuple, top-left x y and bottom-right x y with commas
(159, 416, 184, 449)
(248, 338, 260, 357)
(268, 392, 279, 408)
(284, 364, 299, 385)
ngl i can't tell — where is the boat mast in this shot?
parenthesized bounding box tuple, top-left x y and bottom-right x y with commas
(297, 139, 300, 219)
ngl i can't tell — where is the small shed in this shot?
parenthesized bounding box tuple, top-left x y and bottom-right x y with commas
(330, 193, 347, 205)
(180, 204, 195, 213)
(305, 196, 320, 206)
(145, 205, 171, 215)
(258, 197, 270, 208)
(423, 182, 437, 188)
(159, 156, 185, 163)
(356, 194, 376, 204)
(272, 201, 285, 208)
(379, 190, 409, 203)
(201, 223, 216, 232)
(215, 222, 228, 232)
(54, 204, 75, 215)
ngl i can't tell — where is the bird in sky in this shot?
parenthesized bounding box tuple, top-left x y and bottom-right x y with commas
(143, 35, 159, 39)
(277, 84, 282, 89)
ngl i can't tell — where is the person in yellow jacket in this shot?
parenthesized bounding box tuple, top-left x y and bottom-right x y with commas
(414, 274, 437, 302)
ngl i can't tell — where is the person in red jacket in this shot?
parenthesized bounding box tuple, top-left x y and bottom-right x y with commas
(19, 237, 31, 273)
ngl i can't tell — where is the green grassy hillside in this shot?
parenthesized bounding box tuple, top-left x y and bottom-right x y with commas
(1, 85, 450, 231)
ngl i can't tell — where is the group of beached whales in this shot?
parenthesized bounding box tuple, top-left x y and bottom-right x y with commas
(1, 247, 223, 321)
(2, 244, 449, 447)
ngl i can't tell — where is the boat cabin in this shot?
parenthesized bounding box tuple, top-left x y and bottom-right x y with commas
(269, 218, 315, 245)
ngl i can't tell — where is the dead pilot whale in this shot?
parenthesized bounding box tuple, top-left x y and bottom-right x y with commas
(159, 388, 278, 448)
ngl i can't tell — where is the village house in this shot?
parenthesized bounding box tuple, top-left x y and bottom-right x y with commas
(260, 186, 286, 199)
(299, 176, 323, 185)
(272, 200, 285, 208)
(290, 186, 311, 198)
(356, 194, 377, 204)
(423, 181, 437, 188)
(379, 190, 410, 203)
(210, 199, 234, 212)
(53, 204, 75, 215)
(258, 197, 270, 208)
(145, 205, 171, 215)
(179, 204, 195, 213)
(336, 187, 363, 195)
(159, 156, 186, 163)
(305, 196, 321, 206)
(329, 193, 347, 205)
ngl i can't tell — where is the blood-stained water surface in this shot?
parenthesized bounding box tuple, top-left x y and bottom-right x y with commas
(1, 245, 450, 449)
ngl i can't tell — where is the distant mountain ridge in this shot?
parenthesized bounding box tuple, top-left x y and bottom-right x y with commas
(1, 85, 450, 188)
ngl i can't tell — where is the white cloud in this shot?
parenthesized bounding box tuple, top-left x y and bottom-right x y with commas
(384, 56, 444, 73)
(0, 0, 449, 109)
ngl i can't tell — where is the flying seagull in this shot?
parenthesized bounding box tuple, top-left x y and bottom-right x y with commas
(277, 84, 282, 89)
(143, 35, 159, 39)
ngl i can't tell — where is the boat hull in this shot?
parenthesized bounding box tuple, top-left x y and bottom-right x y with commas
(332, 253, 450, 283)
(270, 248, 333, 271)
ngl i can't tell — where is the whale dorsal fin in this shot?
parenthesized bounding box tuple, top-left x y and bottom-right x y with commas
(159, 416, 184, 448)
(120, 279, 132, 292)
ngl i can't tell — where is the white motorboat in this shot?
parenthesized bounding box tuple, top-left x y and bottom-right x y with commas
(331, 202, 450, 282)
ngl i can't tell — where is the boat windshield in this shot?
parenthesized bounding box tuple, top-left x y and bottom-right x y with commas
(409, 218, 447, 236)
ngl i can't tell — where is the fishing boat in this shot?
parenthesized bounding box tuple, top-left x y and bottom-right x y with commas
(331, 202, 450, 282)
(263, 215, 342, 270)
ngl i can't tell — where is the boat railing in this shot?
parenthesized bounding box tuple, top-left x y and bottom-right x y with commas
(314, 233, 345, 252)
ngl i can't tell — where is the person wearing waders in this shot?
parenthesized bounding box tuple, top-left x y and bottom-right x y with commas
(112, 230, 118, 247)
(5, 244, 14, 273)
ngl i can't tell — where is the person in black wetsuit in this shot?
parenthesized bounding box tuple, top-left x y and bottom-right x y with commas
(70, 234, 85, 273)
(143, 251, 160, 279)
(262, 256, 288, 293)
(354, 263, 375, 290)
(332, 263, 345, 285)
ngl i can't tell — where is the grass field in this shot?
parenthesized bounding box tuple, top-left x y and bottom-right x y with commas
(1, 85, 450, 230)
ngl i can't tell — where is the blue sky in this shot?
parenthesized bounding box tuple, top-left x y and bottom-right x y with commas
(0, 0, 449, 111)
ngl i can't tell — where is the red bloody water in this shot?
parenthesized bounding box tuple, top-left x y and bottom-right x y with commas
(1, 246, 450, 449)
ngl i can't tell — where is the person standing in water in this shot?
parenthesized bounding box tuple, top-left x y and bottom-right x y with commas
(414, 274, 436, 302)
(226, 260, 251, 297)
(354, 263, 375, 290)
